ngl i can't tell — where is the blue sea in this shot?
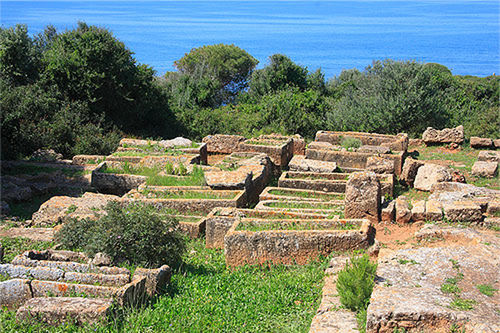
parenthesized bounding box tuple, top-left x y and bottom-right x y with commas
(1, 0, 499, 78)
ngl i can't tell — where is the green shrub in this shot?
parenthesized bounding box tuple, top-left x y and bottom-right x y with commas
(336, 254, 377, 311)
(341, 137, 362, 150)
(55, 201, 186, 267)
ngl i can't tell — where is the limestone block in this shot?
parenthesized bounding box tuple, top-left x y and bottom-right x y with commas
(414, 164, 452, 191)
(381, 200, 395, 223)
(0, 279, 32, 310)
(478, 150, 500, 163)
(395, 196, 412, 224)
(470, 136, 493, 148)
(366, 156, 395, 174)
(422, 125, 464, 144)
(16, 297, 113, 326)
(202, 134, 245, 154)
(344, 171, 380, 223)
(288, 155, 337, 173)
(357, 145, 391, 154)
(411, 200, 426, 222)
(425, 200, 443, 221)
(444, 202, 483, 223)
(471, 161, 498, 178)
(400, 157, 424, 186)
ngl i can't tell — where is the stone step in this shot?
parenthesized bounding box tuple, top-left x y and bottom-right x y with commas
(0, 264, 130, 287)
(16, 297, 113, 326)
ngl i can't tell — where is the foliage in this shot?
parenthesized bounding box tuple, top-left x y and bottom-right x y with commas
(0, 237, 54, 263)
(336, 254, 377, 311)
(55, 201, 186, 267)
(341, 136, 362, 150)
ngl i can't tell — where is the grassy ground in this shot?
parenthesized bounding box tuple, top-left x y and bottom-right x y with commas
(236, 220, 358, 232)
(266, 201, 344, 210)
(0, 237, 55, 263)
(2, 164, 89, 178)
(268, 189, 344, 201)
(140, 189, 237, 200)
(0, 239, 328, 332)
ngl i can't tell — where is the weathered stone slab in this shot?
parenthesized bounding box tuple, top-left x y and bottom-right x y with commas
(395, 196, 411, 224)
(71, 155, 105, 165)
(63, 271, 130, 287)
(238, 138, 294, 167)
(444, 202, 483, 223)
(400, 157, 424, 186)
(470, 136, 493, 148)
(358, 145, 391, 154)
(422, 125, 464, 144)
(132, 265, 171, 297)
(31, 192, 119, 227)
(0, 279, 32, 310)
(16, 297, 113, 326)
(204, 169, 252, 190)
(30, 280, 116, 298)
(478, 150, 500, 163)
(225, 219, 373, 266)
(367, 240, 500, 333)
(0, 264, 64, 281)
(288, 155, 337, 173)
(429, 182, 500, 204)
(315, 131, 408, 152)
(425, 200, 443, 221)
(344, 171, 380, 223)
(414, 164, 452, 191)
(366, 156, 394, 174)
(471, 161, 498, 178)
(486, 200, 500, 216)
(410, 200, 426, 222)
(202, 134, 246, 154)
(494, 139, 500, 149)
(91, 162, 147, 195)
(381, 200, 395, 223)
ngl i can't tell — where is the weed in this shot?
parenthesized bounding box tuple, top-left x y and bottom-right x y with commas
(341, 137, 362, 150)
(266, 201, 344, 210)
(235, 220, 358, 232)
(0, 237, 54, 263)
(476, 284, 497, 297)
(398, 259, 419, 265)
(65, 204, 78, 214)
(449, 297, 477, 311)
(336, 254, 377, 311)
(268, 189, 344, 201)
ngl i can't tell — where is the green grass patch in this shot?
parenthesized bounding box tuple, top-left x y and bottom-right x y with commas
(146, 167, 206, 187)
(268, 189, 344, 201)
(449, 297, 477, 311)
(2, 164, 88, 178)
(0, 237, 54, 263)
(235, 220, 358, 232)
(266, 201, 343, 210)
(7, 191, 82, 220)
(414, 145, 477, 171)
(476, 284, 498, 297)
(140, 189, 236, 200)
(245, 140, 281, 146)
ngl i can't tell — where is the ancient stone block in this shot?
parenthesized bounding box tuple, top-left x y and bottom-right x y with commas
(366, 156, 395, 174)
(31, 192, 119, 227)
(494, 139, 500, 149)
(315, 131, 408, 152)
(225, 219, 373, 267)
(71, 155, 105, 165)
(288, 155, 337, 173)
(0, 279, 32, 310)
(0, 264, 64, 282)
(414, 164, 452, 191)
(91, 162, 146, 195)
(478, 150, 500, 163)
(422, 125, 464, 145)
(114, 276, 147, 307)
(204, 169, 252, 190)
(425, 200, 443, 221)
(344, 171, 380, 223)
(471, 161, 498, 178)
(202, 134, 246, 154)
(470, 136, 493, 148)
(16, 297, 113, 326)
(381, 200, 395, 223)
(63, 272, 129, 287)
(444, 202, 483, 223)
(395, 196, 411, 224)
(238, 138, 294, 167)
(132, 265, 171, 297)
(486, 200, 500, 216)
(400, 157, 424, 186)
(357, 145, 391, 154)
(30, 280, 116, 298)
(410, 200, 426, 222)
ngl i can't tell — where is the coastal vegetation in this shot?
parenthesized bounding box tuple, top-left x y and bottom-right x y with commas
(1, 23, 499, 161)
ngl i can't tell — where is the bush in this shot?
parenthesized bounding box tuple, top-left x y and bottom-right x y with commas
(341, 137, 362, 150)
(336, 254, 377, 311)
(55, 201, 186, 268)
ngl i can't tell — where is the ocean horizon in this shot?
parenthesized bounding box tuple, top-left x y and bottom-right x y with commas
(1, 0, 499, 78)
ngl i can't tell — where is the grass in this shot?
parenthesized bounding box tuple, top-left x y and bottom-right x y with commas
(413, 144, 477, 171)
(0, 238, 330, 332)
(245, 140, 281, 146)
(266, 201, 344, 211)
(146, 167, 206, 187)
(235, 220, 358, 232)
(140, 189, 237, 200)
(0, 237, 55, 263)
(288, 173, 347, 181)
(268, 189, 344, 201)
(156, 207, 206, 217)
(476, 284, 498, 297)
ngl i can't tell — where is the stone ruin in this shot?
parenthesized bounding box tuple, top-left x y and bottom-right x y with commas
(0, 249, 170, 325)
(2, 129, 500, 330)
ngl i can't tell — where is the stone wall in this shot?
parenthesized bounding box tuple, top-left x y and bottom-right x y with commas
(315, 131, 409, 152)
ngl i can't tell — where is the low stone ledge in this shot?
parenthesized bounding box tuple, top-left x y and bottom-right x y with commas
(422, 125, 464, 145)
(0, 279, 32, 310)
(16, 297, 113, 326)
(471, 161, 498, 178)
(470, 136, 493, 148)
(478, 150, 500, 163)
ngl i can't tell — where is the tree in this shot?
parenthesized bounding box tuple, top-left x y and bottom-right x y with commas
(248, 54, 308, 99)
(173, 44, 258, 106)
(0, 24, 39, 85)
